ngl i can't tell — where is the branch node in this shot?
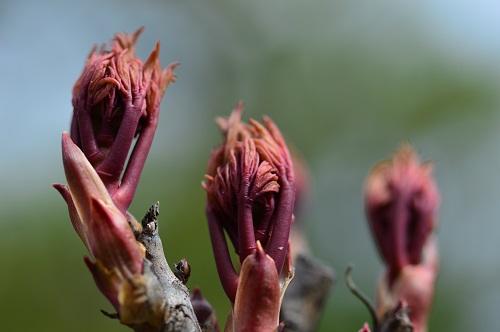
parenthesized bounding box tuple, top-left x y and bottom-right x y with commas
(174, 258, 191, 285)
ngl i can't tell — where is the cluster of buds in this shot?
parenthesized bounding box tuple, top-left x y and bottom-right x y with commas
(54, 28, 444, 332)
(69, 27, 177, 212)
(363, 144, 440, 332)
(203, 103, 295, 331)
(54, 29, 178, 327)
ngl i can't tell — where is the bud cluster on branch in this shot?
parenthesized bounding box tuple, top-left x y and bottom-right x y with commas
(352, 145, 440, 332)
(54, 29, 440, 332)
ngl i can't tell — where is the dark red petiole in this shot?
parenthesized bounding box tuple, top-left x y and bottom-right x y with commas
(96, 97, 144, 186)
(115, 115, 159, 211)
(206, 206, 239, 302)
(265, 164, 295, 274)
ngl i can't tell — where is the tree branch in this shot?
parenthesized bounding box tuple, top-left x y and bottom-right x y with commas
(135, 202, 202, 332)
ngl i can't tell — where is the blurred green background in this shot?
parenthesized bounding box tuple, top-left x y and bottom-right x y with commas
(1, 0, 500, 331)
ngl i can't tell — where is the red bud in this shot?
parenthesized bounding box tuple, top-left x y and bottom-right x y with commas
(233, 242, 280, 332)
(365, 144, 439, 283)
(204, 104, 295, 302)
(71, 29, 177, 211)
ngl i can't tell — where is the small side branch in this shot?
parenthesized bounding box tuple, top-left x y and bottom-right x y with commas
(345, 265, 379, 331)
(345, 266, 414, 332)
(137, 202, 201, 332)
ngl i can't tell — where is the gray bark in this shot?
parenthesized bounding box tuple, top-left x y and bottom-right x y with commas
(135, 202, 202, 332)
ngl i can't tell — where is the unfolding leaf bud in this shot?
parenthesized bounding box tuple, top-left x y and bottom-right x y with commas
(71, 28, 178, 211)
(232, 242, 281, 332)
(203, 103, 295, 301)
(364, 144, 439, 283)
(365, 144, 439, 332)
(54, 133, 144, 314)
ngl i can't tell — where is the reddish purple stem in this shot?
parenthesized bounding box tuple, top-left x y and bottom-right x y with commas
(237, 175, 257, 262)
(206, 206, 239, 302)
(265, 170, 294, 274)
(96, 101, 143, 185)
(114, 117, 158, 211)
(255, 200, 274, 245)
(76, 105, 102, 165)
(387, 197, 410, 284)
